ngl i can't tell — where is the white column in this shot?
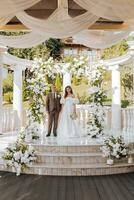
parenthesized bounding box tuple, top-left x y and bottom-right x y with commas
(0, 46, 7, 134)
(111, 65, 121, 132)
(63, 71, 71, 90)
(13, 66, 23, 129)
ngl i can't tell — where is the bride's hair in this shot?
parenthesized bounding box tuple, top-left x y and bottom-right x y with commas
(64, 86, 73, 98)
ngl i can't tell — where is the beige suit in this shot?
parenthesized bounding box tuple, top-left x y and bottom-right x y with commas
(46, 92, 61, 135)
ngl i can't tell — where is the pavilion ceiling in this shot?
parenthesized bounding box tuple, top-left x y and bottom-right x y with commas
(0, 0, 131, 49)
(1, 0, 126, 31)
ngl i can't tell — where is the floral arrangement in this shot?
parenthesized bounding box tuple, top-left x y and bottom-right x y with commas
(3, 142, 37, 176)
(18, 122, 40, 142)
(27, 58, 50, 124)
(25, 56, 89, 140)
(69, 56, 89, 77)
(26, 56, 88, 134)
(101, 136, 129, 159)
(87, 65, 107, 138)
(87, 103, 105, 138)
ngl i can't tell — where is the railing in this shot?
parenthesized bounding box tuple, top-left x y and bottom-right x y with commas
(1, 108, 26, 132)
(1, 106, 134, 134)
(122, 107, 134, 134)
(76, 105, 111, 131)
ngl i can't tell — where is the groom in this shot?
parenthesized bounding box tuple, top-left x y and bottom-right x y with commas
(46, 85, 61, 137)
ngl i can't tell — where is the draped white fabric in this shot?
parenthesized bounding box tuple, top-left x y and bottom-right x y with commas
(0, 0, 41, 16)
(0, 32, 48, 48)
(0, 0, 133, 49)
(73, 30, 130, 49)
(16, 11, 98, 38)
(74, 0, 134, 21)
(0, 2, 98, 48)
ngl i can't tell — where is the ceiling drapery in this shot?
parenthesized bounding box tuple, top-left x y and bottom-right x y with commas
(0, 32, 48, 48)
(73, 30, 130, 49)
(74, 0, 134, 21)
(0, 0, 133, 49)
(16, 11, 98, 38)
(0, 0, 41, 16)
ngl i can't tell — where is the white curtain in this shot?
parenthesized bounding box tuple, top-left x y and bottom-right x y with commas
(74, 0, 134, 21)
(0, 0, 40, 16)
(73, 30, 130, 49)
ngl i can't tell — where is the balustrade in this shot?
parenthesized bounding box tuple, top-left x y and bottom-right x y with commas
(1, 106, 134, 136)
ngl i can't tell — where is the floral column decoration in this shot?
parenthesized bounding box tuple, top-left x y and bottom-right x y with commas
(87, 65, 107, 138)
(19, 57, 61, 142)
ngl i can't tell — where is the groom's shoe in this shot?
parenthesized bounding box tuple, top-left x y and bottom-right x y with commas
(46, 133, 50, 137)
(53, 133, 57, 137)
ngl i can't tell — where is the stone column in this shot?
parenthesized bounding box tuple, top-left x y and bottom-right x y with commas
(111, 65, 121, 132)
(13, 66, 23, 129)
(63, 71, 71, 90)
(0, 46, 7, 134)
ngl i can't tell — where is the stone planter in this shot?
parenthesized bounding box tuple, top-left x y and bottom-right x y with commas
(107, 158, 114, 165)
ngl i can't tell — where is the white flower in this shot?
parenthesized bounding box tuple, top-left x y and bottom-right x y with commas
(14, 151, 21, 161)
(89, 86, 100, 95)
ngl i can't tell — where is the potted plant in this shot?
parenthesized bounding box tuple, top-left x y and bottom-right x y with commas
(101, 136, 129, 165)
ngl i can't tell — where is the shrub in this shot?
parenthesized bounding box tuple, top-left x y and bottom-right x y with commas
(121, 100, 130, 108)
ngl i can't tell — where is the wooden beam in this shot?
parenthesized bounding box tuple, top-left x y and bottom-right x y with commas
(90, 22, 129, 30)
(0, 22, 129, 31)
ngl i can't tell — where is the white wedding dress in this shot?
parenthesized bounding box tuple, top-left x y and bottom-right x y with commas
(57, 97, 82, 141)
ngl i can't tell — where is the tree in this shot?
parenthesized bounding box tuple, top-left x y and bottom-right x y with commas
(55, 74, 62, 92)
(101, 40, 129, 60)
(3, 72, 13, 94)
(45, 38, 64, 60)
(121, 73, 133, 99)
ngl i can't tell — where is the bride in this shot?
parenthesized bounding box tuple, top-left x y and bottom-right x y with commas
(57, 86, 82, 140)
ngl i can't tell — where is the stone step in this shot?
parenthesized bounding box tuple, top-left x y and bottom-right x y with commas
(29, 144, 103, 153)
(36, 152, 103, 164)
(36, 152, 134, 164)
(1, 162, 134, 176)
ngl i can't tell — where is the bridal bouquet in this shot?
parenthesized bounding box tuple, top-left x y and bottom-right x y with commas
(70, 112, 78, 120)
(101, 136, 129, 159)
(3, 142, 37, 176)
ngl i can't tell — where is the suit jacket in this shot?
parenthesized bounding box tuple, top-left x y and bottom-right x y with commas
(46, 92, 61, 113)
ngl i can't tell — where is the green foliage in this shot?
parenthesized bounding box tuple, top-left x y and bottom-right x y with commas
(45, 38, 64, 59)
(0, 31, 49, 60)
(63, 56, 74, 63)
(121, 73, 133, 98)
(8, 43, 50, 60)
(72, 76, 80, 86)
(77, 93, 90, 104)
(22, 80, 27, 101)
(55, 74, 62, 92)
(121, 100, 130, 108)
(3, 73, 13, 94)
(128, 35, 134, 41)
(4, 92, 13, 104)
(101, 40, 129, 60)
(3, 72, 13, 104)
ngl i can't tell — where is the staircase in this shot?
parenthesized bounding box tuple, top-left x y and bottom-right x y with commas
(1, 142, 134, 176)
